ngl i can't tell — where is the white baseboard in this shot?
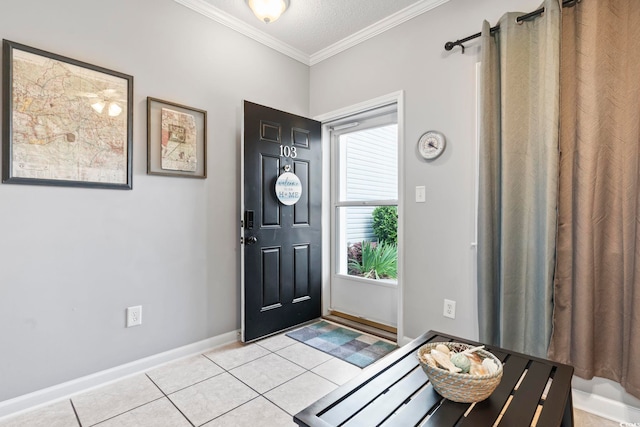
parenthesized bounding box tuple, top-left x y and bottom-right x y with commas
(400, 335, 414, 346)
(0, 330, 239, 420)
(573, 388, 640, 423)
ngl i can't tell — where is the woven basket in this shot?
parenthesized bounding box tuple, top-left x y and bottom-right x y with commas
(417, 342, 503, 403)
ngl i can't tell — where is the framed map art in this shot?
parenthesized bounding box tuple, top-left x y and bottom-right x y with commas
(2, 40, 133, 189)
(146, 97, 207, 179)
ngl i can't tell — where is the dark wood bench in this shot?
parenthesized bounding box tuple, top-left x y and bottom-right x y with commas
(294, 330, 574, 426)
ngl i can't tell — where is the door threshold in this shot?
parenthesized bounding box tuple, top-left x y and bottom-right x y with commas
(323, 312, 397, 343)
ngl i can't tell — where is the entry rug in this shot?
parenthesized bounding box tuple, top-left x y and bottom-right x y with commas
(286, 321, 397, 368)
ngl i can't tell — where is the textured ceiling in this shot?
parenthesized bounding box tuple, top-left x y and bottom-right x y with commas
(190, 0, 448, 62)
(200, 0, 437, 57)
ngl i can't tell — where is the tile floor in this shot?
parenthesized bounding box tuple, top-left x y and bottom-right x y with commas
(0, 328, 624, 427)
(0, 332, 361, 427)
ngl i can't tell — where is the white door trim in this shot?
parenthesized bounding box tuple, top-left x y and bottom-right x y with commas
(315, 90, 405, 342)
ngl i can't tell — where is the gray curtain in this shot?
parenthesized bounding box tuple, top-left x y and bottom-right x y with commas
(477, 0, 560, 357)
(548, 0, 640, 399)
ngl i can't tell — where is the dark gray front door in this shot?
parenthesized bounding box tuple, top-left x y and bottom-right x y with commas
(242, 101, 322, 342)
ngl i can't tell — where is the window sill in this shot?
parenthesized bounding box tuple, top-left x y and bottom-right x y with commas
(334, 273, 398, 288)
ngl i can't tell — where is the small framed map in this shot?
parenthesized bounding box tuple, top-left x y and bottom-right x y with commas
(147, 97, 207, 179)
(2, 40, 133, 189)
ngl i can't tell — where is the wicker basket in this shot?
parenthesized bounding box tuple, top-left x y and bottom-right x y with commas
(417, 342, 503, 403)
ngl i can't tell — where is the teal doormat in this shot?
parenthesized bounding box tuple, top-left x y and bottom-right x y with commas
(286, 321, 397, 368)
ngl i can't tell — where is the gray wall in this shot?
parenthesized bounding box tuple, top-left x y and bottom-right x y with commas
(312, 0, 543, 342)
(310, 0, 640, 410)
(0, 0, 309, 401)
(2, 0, 638, 413)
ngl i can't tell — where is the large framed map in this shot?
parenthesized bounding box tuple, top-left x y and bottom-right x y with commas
(147, 97, 207, 179)
(2, 40, 133, 189)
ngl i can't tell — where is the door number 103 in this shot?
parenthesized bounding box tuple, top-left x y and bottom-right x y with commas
(279, 145, 298, 158)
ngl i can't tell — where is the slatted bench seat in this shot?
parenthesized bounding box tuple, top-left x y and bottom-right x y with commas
(294, 330, 574, 427)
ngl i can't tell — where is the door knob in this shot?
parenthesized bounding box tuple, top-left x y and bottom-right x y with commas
(246, 236, 258, 245)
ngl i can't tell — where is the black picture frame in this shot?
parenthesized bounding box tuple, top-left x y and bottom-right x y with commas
(146, 97, 207, 179)
(2, 40, 133, 189)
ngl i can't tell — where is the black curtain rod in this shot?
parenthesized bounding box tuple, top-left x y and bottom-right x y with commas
(444, 0, 580, 53)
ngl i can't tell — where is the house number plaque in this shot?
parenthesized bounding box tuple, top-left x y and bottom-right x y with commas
(275, 172, 302, 205)
(280, 145, 297, 158)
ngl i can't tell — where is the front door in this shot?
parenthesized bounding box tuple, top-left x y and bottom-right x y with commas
(241, 101, 322, 342)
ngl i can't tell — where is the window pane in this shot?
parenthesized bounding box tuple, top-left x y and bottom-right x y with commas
(336, 206, 397, 280)
(339, 124, 397, 202)
(343, 206, 377, 246)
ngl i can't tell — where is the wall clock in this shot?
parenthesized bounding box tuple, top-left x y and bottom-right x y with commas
(418, 131, 446, 160)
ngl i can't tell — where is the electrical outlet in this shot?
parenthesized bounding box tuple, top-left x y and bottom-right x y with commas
(126, 305, 142, 327)
(443, 299, 456, 319)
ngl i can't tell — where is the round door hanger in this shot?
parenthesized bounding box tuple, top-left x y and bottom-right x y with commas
(275, 172, 302, 205)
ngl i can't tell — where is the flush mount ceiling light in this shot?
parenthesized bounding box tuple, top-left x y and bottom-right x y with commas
(246, 0, 289, 24)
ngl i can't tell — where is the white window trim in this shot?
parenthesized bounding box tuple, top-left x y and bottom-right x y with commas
(315, 90, 405, 338)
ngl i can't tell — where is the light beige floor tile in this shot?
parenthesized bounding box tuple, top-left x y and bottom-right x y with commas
(147, 354, 224, 394)
(0, 400, 78, 427)
(264, 371, 337, 416)
(311, 357, 362, 385)
(204, 342, 270, 370)
(94, 398, 190, 427)
(574, 408, 621, 427)
(202, 396, 296, 427)
(276, 342, 332, 370)
(229, 353, 305, 394)
(169, 372, 258, 426)
(72, 375, 163, 426)
(255, 333, 298, 352)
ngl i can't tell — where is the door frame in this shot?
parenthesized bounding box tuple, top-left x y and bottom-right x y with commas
(314, 90, 405, 343)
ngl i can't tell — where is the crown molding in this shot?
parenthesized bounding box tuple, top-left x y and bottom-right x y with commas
(174, 0, 450, 66)
(309, 0, 450, 65)
(174, 0, 310, 65)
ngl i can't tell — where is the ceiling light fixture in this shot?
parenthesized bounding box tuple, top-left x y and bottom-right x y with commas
(246, 0, 289, 24)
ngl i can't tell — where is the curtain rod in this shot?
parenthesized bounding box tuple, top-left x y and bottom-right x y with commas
(444, 0, 580, 53)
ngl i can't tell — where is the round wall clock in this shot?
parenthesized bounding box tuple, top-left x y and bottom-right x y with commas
(418, 131, 446, 160)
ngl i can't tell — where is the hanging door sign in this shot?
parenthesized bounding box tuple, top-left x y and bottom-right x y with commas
(275, 171, 302, 205)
